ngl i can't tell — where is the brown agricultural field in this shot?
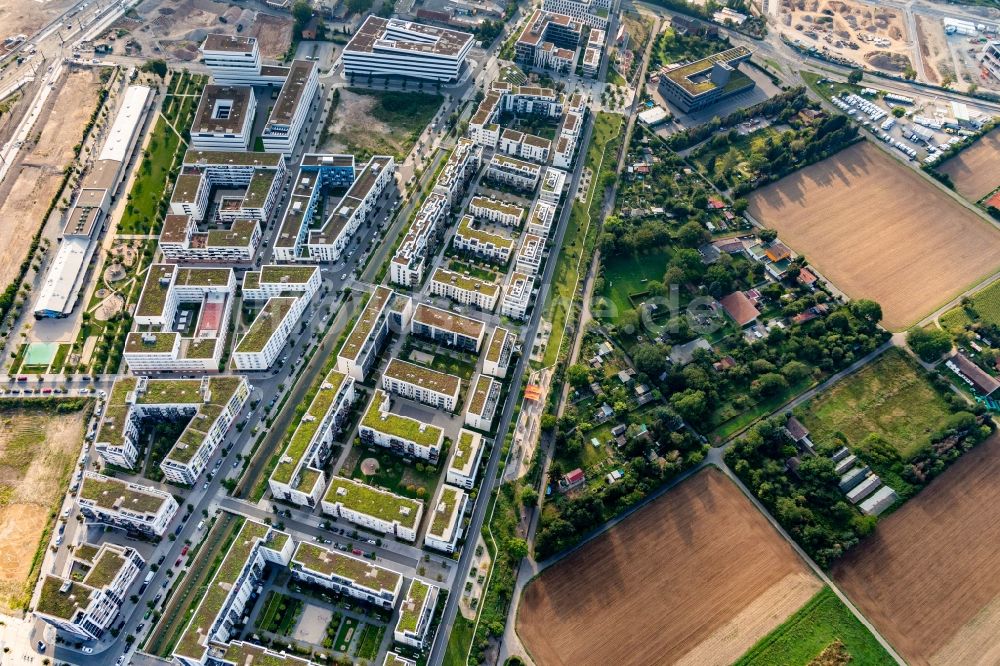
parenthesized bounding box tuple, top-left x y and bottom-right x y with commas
(517, 468, 821, 666)
(747, 141, 1000, 330)
(937, 128, 1000, 203)
(833, 433, 1000, 666)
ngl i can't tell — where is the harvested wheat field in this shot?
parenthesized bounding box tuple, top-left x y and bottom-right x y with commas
(747, 141, 1000, 330)
(0, 403, 87, 612)
(833, 433, 1000, 666)
(517, 468, 821, 666)
(937, 129, 1000, 203)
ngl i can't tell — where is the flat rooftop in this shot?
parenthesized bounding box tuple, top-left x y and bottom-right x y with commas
(340, 286, 393, 363)
(384, 358, 461, 396)
(664, 46, 753, 95)
(413, 303, 486, 339)
(346, 15, 473, 58)
(361, 389, 444, 447)
(450, 429, 484, 477)
(292, 541, 401, 594)
(183, 149, 284, 169)
(266, 60, 316, 127)
(192, 85, 253, 136)
(202, 33, 256, 53)
(78, 472, 170, 515)
(323, 476, 423, 529)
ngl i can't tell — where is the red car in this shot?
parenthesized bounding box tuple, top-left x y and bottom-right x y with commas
(41, 388, 52, 394)
(180, 546, 189, 556)
(175, 558, 182, 567)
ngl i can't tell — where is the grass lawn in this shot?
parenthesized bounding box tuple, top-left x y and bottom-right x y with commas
(939, 279, 1000, 334)
(355, 622, 385, 660)
(542, 112, 624, 367)
(708, 377, 814, 444)
(797, 348, 952, 459)
(443, 616, 475, 666)
(116, 117, 180, 235)
(597, 247, 673, 316)
(801, 71, 864, 105)
(407, 345, 478, 381)
(734, 587, 893, 665)
(348, 447, 441, 500)
(447, 258, 499, 283)
(49, 344, 71, 372)
(334, 88, 443, 160)
(335, 615, 358, 652)
(255, 591, 282, 630)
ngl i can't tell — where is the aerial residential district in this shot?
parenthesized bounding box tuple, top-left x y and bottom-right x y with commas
(2, 0, 1000, 665)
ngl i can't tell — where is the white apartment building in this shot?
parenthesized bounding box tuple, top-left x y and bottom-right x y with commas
(305, 155, 396, 261)
(469, 196, 525, 227)
(982, 41, 1000, 82)
(516, 233, 545, 275)
(429, 267, 501, 312)
(200, 34, 288, 85)
(527, 199, 558, 238)
(543, 0, 611, 29)
(487, 154, 542, 191)
(553, 110, 583, 169)
(336, 286, 414, 381)
(173, 521, 294, 666)
(424, 485, 468, 553)
(382, 359, 462, 412)
(291, 542, 402, 609)
(385, 654, 417, 666)
(483, 326, 515, 378)
(77, 473, 178, 537)
(358, 389, 446, 462)
(469, 90, 503, 148)
(501, 271, 533, 320)
(466, 374, 501, 431)
(452, 215, 516, 265)
(433, 137, 481, 206)
(189, 85, 256, 151)
(35, 543, 145, 640)
(343, 16, 474, 82)
(270, 370, 356, 507)
(411, 303, 487, 352)
(322, 476, 425, 542)
(447, 429, 486, 489)
(390, 192, 448, 288)
(394, 580, 439, 648)
(241, 264, 322, 301)
(499, 128, 552, 163)
(261, 60, 319, 155)
(173, 150, 286, 223)
(539, 166, 567, 204)
(159, 215, 261, 264)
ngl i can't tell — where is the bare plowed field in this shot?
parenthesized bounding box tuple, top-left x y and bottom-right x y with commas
(937, 129, 1000, 203)
(833, 433, 1000, 666)
(518, 469, 821, 666)
(0, 0, 77, 42)
(747, 141, 1000, 330)
(0, 404, 86, 612)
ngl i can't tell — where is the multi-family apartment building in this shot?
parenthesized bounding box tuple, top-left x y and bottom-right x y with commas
(343, 16, 474, 82)
(358, 389, 446, 462)
(483, 326, 515, 378)
(424, 485, 468, 553)
(199, 34, 289, 85)
(159, 215, 261, 263)
(321, 476, 425, 542)
(433, 137, 481, 206)
(411, 303, 487, 352)
(543, 0, 611, 29)
(499, 128, 552, 163)
(93, 376, 251, 484)
(270, 370, 356, 507)
(983, 41, 1000, 82)
(452, 215, 516, 265)
(234, 265, 321, 370)
(172, 150, 286, 223)
(35, 543, 145, 640)
(393, 580, 439, 648)
(261, 59, 319, 155)
(385, 653, 417, 666)
(516, 10, 584, 72)
(173, 520, 293, 666)
(526, 199, 558, 238)
(465, 374, 501, 431)
(486, 154, 542, 191)
(126, 265, 235, 373)
(447, 429, 486, 489)
(77, 473, 178, 537)
(336, 286, 414, 381)
(382, 359, 462, 412)
(189, 85, 256, 151)
(516, 233, 545, 275)
(501, 271, 533, 320)
(429, 267, 501, 312)
(469, 196, 525, 227)
(390, 192, 448, 288)
(539, 166, 567, 204)
(553, 110, 583, 169)
(290, 542, 402, 609)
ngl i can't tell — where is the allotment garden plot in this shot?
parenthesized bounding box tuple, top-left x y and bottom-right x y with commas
(833, 433, 1000, 666)
(747, 141, 1000, 330)
(518, 468, 821, 666)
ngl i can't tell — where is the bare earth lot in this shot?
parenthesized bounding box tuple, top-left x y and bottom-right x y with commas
(0, 406, 86, 613)
(0, 0, 76, 42)
(518, 469, 821, 666)
(0, 69, 100, 292)
(833, 433, 1000, 666)
(747, 141, 1000, 330)
(937, 128, 1000, 203)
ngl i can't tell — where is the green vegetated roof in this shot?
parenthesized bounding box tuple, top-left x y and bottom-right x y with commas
(236, 296, 298, 353)
(361, 390, 443, 447)
(340, 286, 392, 362)
(468, 375, 495, 416)
(36, 576, 90, 620)
(137, 379, 204, 405)
(183, 337, 219, 360)
(385, 358, 461, 396)
(163, 377, 247, 465)
(223, 642, 311, 666)
(271, 369, 349, 486)
(665, 46, 752, 95)
(81, 549, 126, 588)
(471, 195, 525, 219)
(243, 271, 261, 291)
(95, 377, 138, 449)
(74, 544, 99, 563)
(136, 264, 175, 318)
(432, 268, 500, 298)
(183, 149, 284, 168)
(176, 267, 232, 287)
(486, 327, 510, 364)
(323, 476, 422, 529)
(449, 430, 482, 474)
(175, 519, 281, 660)
(260, 265, 318, 285)
(243, 169, 278, 209)
(429, 486, 463, 538)
(397, 579, 432, 634)
(292, 542, 400, 593)
(79, 473, 168, 514)
(457, 216, 515, 250)
(207, 219, 258, 247)
(125, 331, 178, 354)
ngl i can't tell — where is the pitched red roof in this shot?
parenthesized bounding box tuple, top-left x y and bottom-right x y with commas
(720, 291, 760, 326)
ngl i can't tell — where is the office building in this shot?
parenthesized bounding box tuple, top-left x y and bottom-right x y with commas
(343, 16, 474, 82)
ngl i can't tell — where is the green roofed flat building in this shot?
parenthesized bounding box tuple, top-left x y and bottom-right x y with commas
(358, 389, 445, 463)
(423, 484, 468, 553)
(290, 542, 402, 608)
(447, 429, 486, 489)
(77, 472, 178, 537)
(657, 46, 754, 113)
(321, 476, 425, 542)
(393, 579, 439, 648)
